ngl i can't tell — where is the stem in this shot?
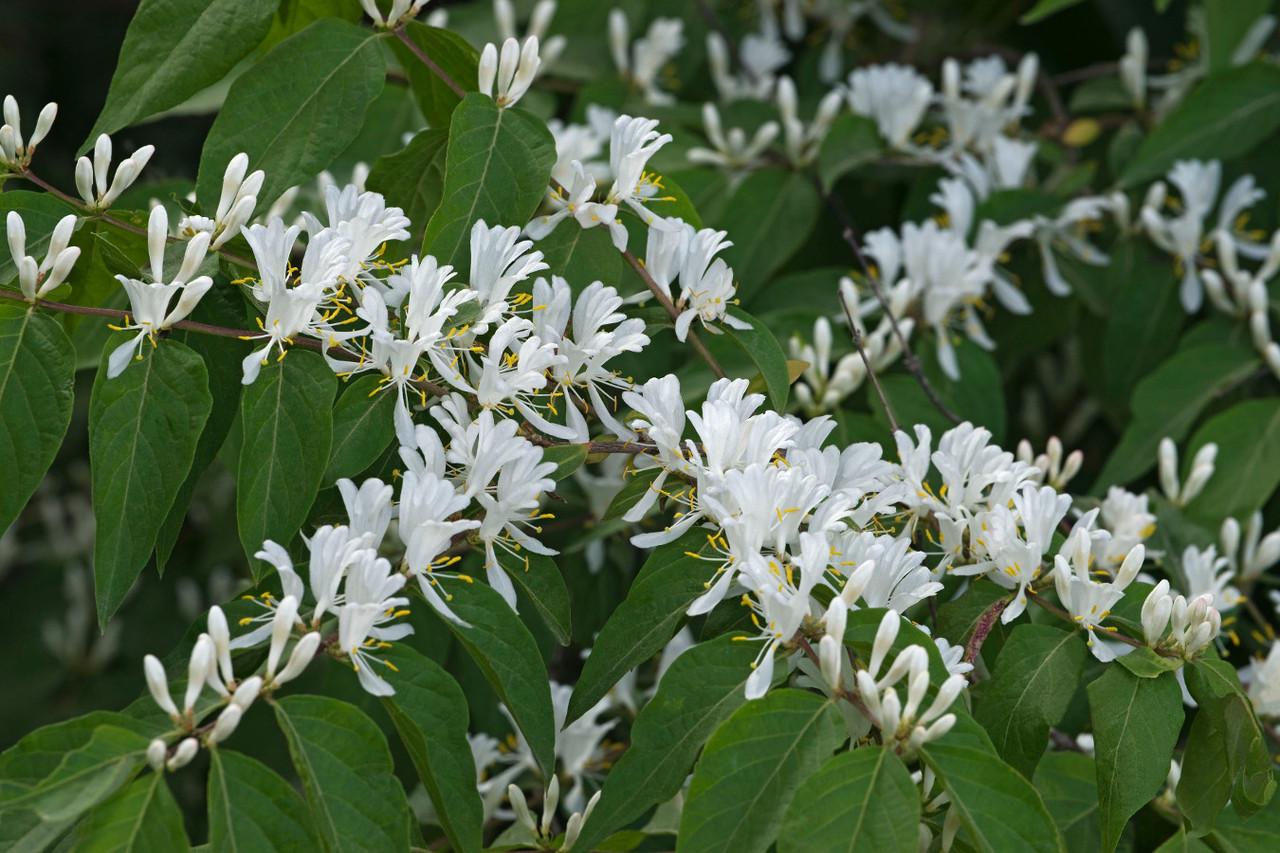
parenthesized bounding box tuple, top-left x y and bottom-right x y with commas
(836, 282, 898, 434)
(1026, 590, 1180, 656)
(392, 26, 466, 98)
(620, 248, 727, 379)
(964, 596, 1010, 667)
(524, 431, 656, 456)
(819, 180, 962, 426)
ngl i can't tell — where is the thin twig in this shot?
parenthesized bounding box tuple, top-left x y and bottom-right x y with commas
(1026, 590, 1181, 657)
(820, 181, 962, 426)
(392, 26, 466, 98)
(620, 249, 727, 379)
(17, 170, 256, 269)
(837, 287, 898, 433)
(524, 431, 656, 456)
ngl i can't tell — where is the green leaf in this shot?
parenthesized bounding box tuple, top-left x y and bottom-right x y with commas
(1115, 646, 1185, 679)
(566, 529, 715, 724)
(1099, 240, 1183, 415)
(197, 18, 385, 208)
(382, 646, 483, 853)
(716, 168, 820, 300)
(541, 443, 589, 480)
(86, 0, 278, 143)
(920, 717, 1064, 853)
(431, 580, 557, 777)
(676, 689, 845, 853)
(1087, 666, 1185, 852)
(0, 192, 76, 285)
(1183, 658, 1276, 819)
(393, 22, 479, 128)
(601, 466, 661, 522)
(495, 550, 573, 646)
(570, 636, 757, 853)
(236, 349, 336, 574)
(1120, 64, 1280, 187)
(874, 339, 1007, 443)
(1094, 341, 1258, 491)
(90, 339, 212, 625)
(72, 773, 188, 852)
(273, 695, 412, 853)
(1020, 0, 1086, 24)
(1034, 752, 1101, 852)
(816, 114, 882, 191)
(778, 746, 919, 853)
(538, 224, 624, 290)
(0, 304, 75, 535)
(421, 94, 556, 275)
(155, 285, 246, 572)
(323, 374, 396, 483)
(1185, 398, 1280, 526)
(0, 717, 151, 823)
(1205, 0, 1273, 73)
(208, 749, 318, 852)
(973, 624, 1088, 779)
(1155, 828, 1216, 852)
(1211, 797, 1280, 851)
(723, 306, 790, 410)
(365, 128, 449, 249)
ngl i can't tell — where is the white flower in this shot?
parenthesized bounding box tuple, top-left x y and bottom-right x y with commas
(1222, 512, 1280, 582)
(934, 637, 973, 676)
(495, 0, 566, 66)
(1098, 486, 1156, 567)
(1119, 28, 1148, 110)
(107, 206, 213, 378)
(604, 115, 672, 236)
(525, 160, 619, 247)
(359, 0, 428, 28)
(687, 102, 779, 173)
(467, 220, 548, 331)
(1181, 544, 1241, 611)
(338, 477, 394, 547)
(846, 64, 933, 150)
(1142, 580, 1221, 658)
(398, 468, 478, 626)
(1158, 437, 1216, 507)
(0, 96, 57, 169)
(180, 152, 264, 250)
(834, 530, 942, 613)
(74, 134, 154, 211)
(472, 317, 567, 434)
(303, 183, 410, 288)
(608, 11, 684, 105)
(1016, 436, 1083, 491)
(1054, 543, 1144, 661)
(5, 210, 79, 301)
(1245, 642, 1280, 718)
(776, 77, 843, 167)
(671, 223, 751, 341)
(475, 442, 558, 609)
(478, 37, 541, 109)
(337, 552, 413, 696)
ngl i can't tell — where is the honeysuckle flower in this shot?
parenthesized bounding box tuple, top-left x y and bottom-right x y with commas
(398, 468, 477, 626)
(146, 739, 166, 771)
(179, 152, 263, 250)
(670, 223, 751, 341)
(0, 96, 56, 170)
(1203, 230, 1280, 320)
(603, 115, 672, 236)
(1142, 579, 1220, 658)
(608, 10, 683, 105)
(1017, 436, 1083, 491)
(1098, 486, 1157, 567)
(1054, 543, 1144, 661)
(475, 443, 558, 609)
(686, 102, 779, 174)
(302, 183, 410, 287)
(337, 477, 394, 547)
(938, 54, 1037, 156)
(424, 399, 538, 499)
(337, 552, 412, 696)
(934, 637, 973, 677)
(74, 133, 154, 211)
(494, 0, 566, 66)
(790, 316, 866, 416)
(143, 653, 181, 722)
(1119, 28, 1148, 110)
(1158, 437, 1216, 507)
(846, 64, 933, 150)
(705, 30, 789, 102)
(834, 530, 942, 612)
(776, 77, 843, 168)
(5, 210, 79, 301)
(359, 0, 428, 28)
(524, 160, 618, 246)
(466, 220, 548, 332)
(478, 37, 541, 109)
(472, 316, 568, 434)
(107, 207, 213, 378)
(1222, 512, 1280, 582)
(206, 606, 234, 689)
(1180, 544, 1242, 611)
(167, 737, 199, 771)
(1244, 642, 1280, 718)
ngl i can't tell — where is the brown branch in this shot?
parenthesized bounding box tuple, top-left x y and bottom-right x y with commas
(620, 249, 727, 379)
(836, 282, 898, 434)
(820, 182, 962, 427)
(392, 26, 466, 98)
(523, 431, 656, 456)
(1026, 590, 1181, 656)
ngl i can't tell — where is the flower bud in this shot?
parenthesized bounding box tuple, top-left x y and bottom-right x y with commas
(1158, 438, 1178, 502)
(166, 737, 199, 771)
(209, 704, 243, 745)
(184, 634, 214, 713)
(231, 676, 263, 711)
(146, 738, 167, 771)
(275, 631, 321, 687)
(266, 596, 299, 679)
(508, 784, 536, 833)
(541, 776, 559, 837)
(868, 609, 899, 679)
(207, 606, 234, 686)
(144, 654, 179, 719)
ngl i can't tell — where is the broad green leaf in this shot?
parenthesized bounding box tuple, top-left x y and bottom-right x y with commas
(677, 689, 845, 853)
(1184, 657, 1276, 818)
(816, 114, 882, 190)
(1115, 646, 1185, 679)
(920, 716, 1063, 853)
(365, 128, 449, 249)
(1211, 797, 1280, 851)
(156, 284, 246, 571)
(393, 22, 479, 128)
(0, 192, 76, 285)
(716, 168, 820, 299)
(1155, 828, 1215, 852)
(72, 773, 188, 852)
(273, 695, 412, 853)
(570, 636, 757, 853)
(1178, 692, 1237, 833)
(1035, 752, 1101, 852)
(197, 18, 385, 208)
(541, 443, 589, 480)
(1205, 0, 1273, 72)
(1094, 341, 1258, 491)
(538, 225, 624, 290)
(0, 304, 75, 534)
(430, 579, 557, 777)
(1087, 666, 1184, 852)
(90, 339, 212, 625)
(382, 646, 483, 853)
(208, 749, 318, 852)
(874, 339, 1007, 443)
(0, 719, 150, 823)
(778, 746, 919, 853)
(1020, 0, 1086, 24)
(724, 307, 790, 410)
(566, 529, 715, 723)
(1185, 398, 1280, 526)
(1099, 240, 1183, 415)
(236, 349, 336, 573)
(973, 624, 1088, 779)
(495, 550, 573, 645)
(260, 0, 363, 52)
(85, 0, 278, 143)
(421, 94, 556, 275)
(1120, 64, 1280, 187)
(323, 374, 396, 483)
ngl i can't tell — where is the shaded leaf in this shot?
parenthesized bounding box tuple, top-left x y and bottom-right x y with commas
(323, 374, 397, 483)
(208, 749, 319, 852)
(72, 773, 188, 852)
(778, 746, 919, 853)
